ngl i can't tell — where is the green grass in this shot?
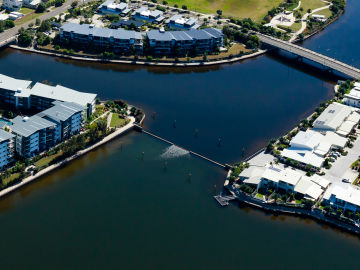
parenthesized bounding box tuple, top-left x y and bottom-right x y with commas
(110, 113, 127, 128)
(164, 0, 284, 21)
(35, 151, 63, 168)
(2, 173, 20, 186)
(256, 193, 264, 199)
(19, 7, 35, 15)
(312, 7, 332, 18)
(289, 21, 302, 32)
(298, 0, 327, 16)
(15, 12, 43, 26)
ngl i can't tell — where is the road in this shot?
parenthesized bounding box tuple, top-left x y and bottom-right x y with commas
(0, 0, 89, 46)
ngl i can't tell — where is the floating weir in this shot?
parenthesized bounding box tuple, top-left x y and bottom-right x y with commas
(133, 124, 229, 170)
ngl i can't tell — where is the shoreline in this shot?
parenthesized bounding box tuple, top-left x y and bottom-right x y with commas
(225, 185, 360, 236)
(0, 117, 136, 200)
(9, 45, 267, 67)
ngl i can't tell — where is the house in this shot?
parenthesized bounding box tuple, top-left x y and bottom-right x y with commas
(0, 74, 97, 117)
(280, 129, 347, 168)
(9, 11, 24, 20)
(239, 166, 266, 187)
(343, 83, 360, 108)
(166, 15, 199, 29)
(37, 101, 85, 141)
(98, 0, 130, 16)
(22, 0, 40, 8)
(312, 102, 360, 137)
(0, 14, 10, 21)
(11, 115, 58, 157)
(259, 166, 302, 192)
(0, 130, 15, 169)
(132, 6, 165, 24)
(2, 0, 22, 11)
(323, 185, 360, 212)
(294, 176, 323, 201)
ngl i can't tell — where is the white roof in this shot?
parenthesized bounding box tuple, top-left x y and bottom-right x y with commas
(313, 102, 353, 131)
(279, 168, 302, 186)
(290, 130, 323, 150)
(310, 174, 330, 189)
(0, 14, 9, 21)
(294, 176, 323, 200)
(344, 89, 360, 101)
(281, 148, 324, 168)
(241, 166, 266, 185)
(337, 120, 356, 135)
(0, 74, 32, 91)
(262, 166, 282, 183)
(327, 185, 360, 207)
(314, 141, 331, 156)
(323, 131, 347, 148)
(347, 112, 360, 123)
(31, 83, 96, 107)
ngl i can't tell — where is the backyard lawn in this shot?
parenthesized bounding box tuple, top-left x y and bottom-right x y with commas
(164, 0, 284, 21)
(2, 173, 20, 186)
(110, 113, 127, 128)
(35, 151, 63, 168)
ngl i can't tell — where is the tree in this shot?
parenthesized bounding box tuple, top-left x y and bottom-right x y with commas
(5, 20, 15, 28)
(36, 3, 46, 13)
(71, 1, 78, 9)
(162, 0, 167, 4)
(35, 18, 41, 26)
(36, 32, 51, 46)
(55, 0, 65, 7)
(38, 20, 51, 32)
(182, 5, 187, 10)
(18, 28, 34, 47)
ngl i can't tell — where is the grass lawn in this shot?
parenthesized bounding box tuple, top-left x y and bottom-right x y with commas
(2, 173, 20, 186)
(256, 193, 264, 199)
(35, 151, 63, 168)
(110, 113, 127, 128)
(312, 8, 332, 18)
(165, 0, 284, 21)
(289, 21, 302, 32)
(15, 12, 43, 26)
(19, 7, 35, 15)
(298, 0, 327, 16)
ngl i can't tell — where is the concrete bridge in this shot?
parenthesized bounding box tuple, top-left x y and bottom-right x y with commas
(258, 34, 360, 79)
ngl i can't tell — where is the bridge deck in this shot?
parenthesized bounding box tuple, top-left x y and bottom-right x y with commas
(258, 34, 360, 79)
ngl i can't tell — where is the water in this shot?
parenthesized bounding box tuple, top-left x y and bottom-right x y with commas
(0, 0, 359, 268)
(0, 132, 359, 270)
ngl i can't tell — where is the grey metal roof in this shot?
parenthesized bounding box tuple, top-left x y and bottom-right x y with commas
(0, 129, 14, 142)
(0, 74, 32, 92)
(37, 101, 84, 122)
(202, 28, 223, 38)
(11, 115, 56, 137)
(147, 30, 174, 41)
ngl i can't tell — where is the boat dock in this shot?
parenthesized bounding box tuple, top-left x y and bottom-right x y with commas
(214, 194, 235, 206)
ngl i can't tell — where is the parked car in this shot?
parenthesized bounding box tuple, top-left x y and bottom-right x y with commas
(342, 178, 350, 183)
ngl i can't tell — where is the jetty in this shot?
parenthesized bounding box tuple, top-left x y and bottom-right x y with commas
(214, 194, 235, 206)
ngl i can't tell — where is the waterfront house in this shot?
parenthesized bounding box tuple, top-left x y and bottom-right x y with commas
(166, 15, 199, 30)
(294, 176, 323, 201)
(239, 166, 265, 187)
(323, 185, 360, 212)
(2, 0, 22, 11)
(312, 102, 360, 137)
(259, 166, 303, 192)
(343, 83, 360, 108)
(132, 7, 165, 24)
(11, 115, 58, 157)
(0, 130, 15, 170)
(37, 101, 84, 142)
(98, 0, 131, 16)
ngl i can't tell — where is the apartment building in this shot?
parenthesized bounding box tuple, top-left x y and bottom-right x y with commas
(0, 130, 15, 169)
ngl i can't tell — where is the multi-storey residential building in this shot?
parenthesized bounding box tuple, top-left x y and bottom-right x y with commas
(60, 23, 143, 53)
(132, 7, 164, 24)
(2, 0, 22, 11)
(0, 74, 97, 117)
(11, 115, 58, 157)
(0, 130, 15, 169)
(59, 23, 223, 55)
(146, 28, 223, 54)
(37, 101, 85, 141)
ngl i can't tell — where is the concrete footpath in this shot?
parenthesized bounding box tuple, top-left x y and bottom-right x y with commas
(0, 117, 135, 199)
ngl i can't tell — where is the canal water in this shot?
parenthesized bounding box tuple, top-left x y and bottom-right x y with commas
(0, 0, 359, 268)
